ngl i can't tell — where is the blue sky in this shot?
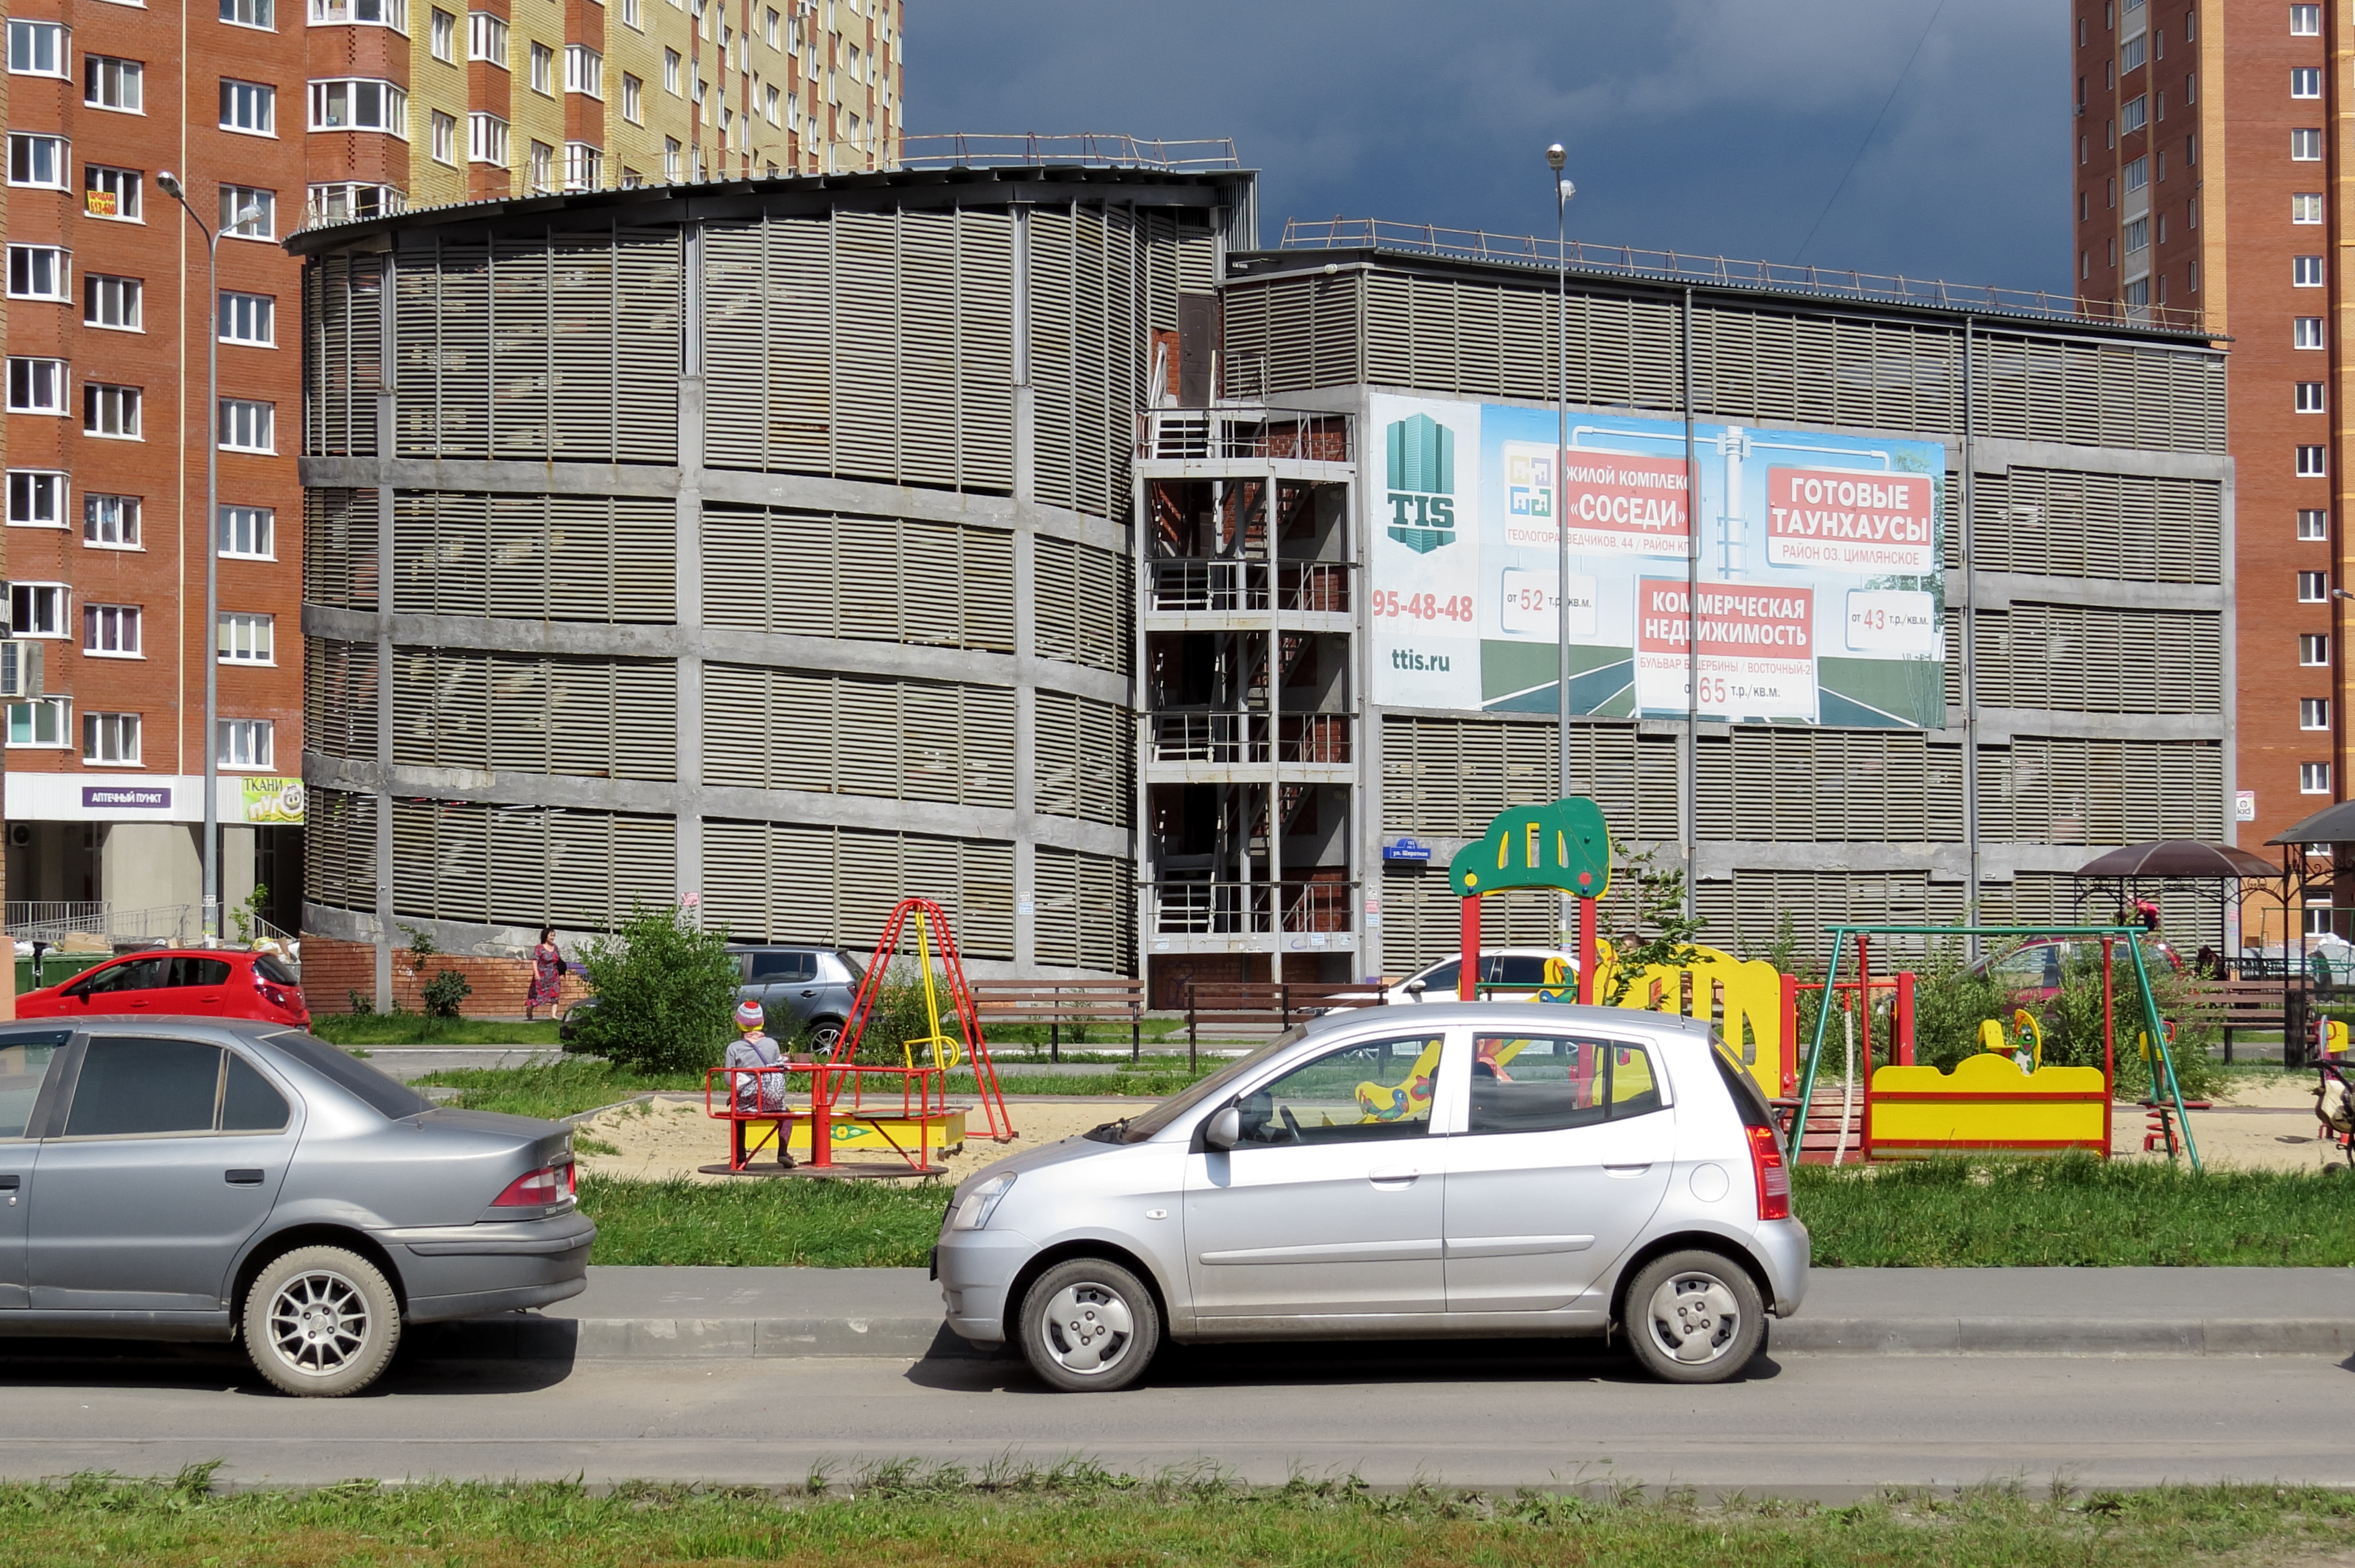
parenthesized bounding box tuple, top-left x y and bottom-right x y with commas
(909, 0, 2067, 297)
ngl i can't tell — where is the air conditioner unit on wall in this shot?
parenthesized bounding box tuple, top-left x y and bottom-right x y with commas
(0, 640, 44, 699)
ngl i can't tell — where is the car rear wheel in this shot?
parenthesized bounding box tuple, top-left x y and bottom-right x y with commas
(1017, 1257, 1160, 1392)
(806, 1018, 844, 1054)
(242, 1245, 402, 1397)
(1621, 1249, 1764, 1385)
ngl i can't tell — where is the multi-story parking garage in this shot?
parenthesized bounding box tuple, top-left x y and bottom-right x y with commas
(294, 157, 2233, 1008)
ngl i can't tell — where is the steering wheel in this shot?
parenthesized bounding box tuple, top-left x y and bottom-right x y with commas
(1278, 1105, 1304, 1143)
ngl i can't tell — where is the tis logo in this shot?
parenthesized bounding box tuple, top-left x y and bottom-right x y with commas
(1386, 413, 1456, 554)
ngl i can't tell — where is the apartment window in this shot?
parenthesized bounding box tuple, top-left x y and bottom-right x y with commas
(2302, 634, 2331, 666)
(2299, 445, 2328, 478)
(217, 398, 273, 452)
(220, 79, 276, 133)
(2300, 571, 2331, 603)
(7, 245, 68, 300)
(84, 274, 140, 330)
(2297, 254, 2326, 287)
(2294, 127, 2324, 160)
(309, 0, 404, 24)
(81, 713, 139, 766)
(622, 73, 643, 123)
(10, 135, 68, 189)
(2294, 3, 2321, 33)
(663, 48, 681, 91)
(431, 110, 457, 163)
(308, 182, 400, 222)
(217, 612, 275, 664)
(469, 114, 508, 165)
(2123, 217, 2149, 254)
(564, 142, 601, 190)
(220, 0, 276, 26)
(310, 79, 406, 133)
(220, 185, 275, 238)
(7, 472, 66, 527)
(218, 719, 275, 769)
(219, 505, 274, 558)
(764, 85, 780, 125)
(2303, 762, 2333, 795)
(2299, 381, 2327, 413)
(7, 357, 65, 414)
(7, 699, 70, 749)
(2123, 276, 2150, 308)
(84, 56, 142, 112)
(2302, 508, 2330, 541)
(2123, 156, 2149, 193)
(2298, 317, 2327, 349)
(467, 12, 507, 64)
(2294, 66, 2323, 97)
(220, 291, 274, 345)
(2121, 94, 2147, 133)
(528, 139, 553, 191)
(84, 383, 139, 437)
(11, 583, 67, 637)
(663, 137, 681, 179)
(623, 0, 642, 26)
(430, 7, 455, 59)
(82, 603, 140, 655)
(83, 493, 138, 546)
(529, 41, 553, 94)
(8, 20, 68, 75)
(765, 6, 780, 45)
(2303, 699, 2332, 730)
(565, 44, 601, 97)
(84, 165, 140, 218)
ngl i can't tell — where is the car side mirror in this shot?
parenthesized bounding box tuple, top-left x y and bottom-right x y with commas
(1405, 980, 1426, 995)
(1204, 1105, 1240, 1150)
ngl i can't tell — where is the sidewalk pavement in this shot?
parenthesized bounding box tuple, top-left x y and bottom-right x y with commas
(424, 1265, 2354, 1363)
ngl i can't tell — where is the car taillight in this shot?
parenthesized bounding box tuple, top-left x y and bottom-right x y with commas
(1746, 1123, 1791, 1221)
(492, 1165, 567, 1208)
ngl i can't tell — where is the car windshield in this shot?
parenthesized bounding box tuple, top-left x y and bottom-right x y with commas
(1108, 1027, 1308, 1143)
(264, 1030, 435, 1119)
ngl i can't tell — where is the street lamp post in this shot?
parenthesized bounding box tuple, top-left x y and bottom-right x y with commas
(156, 172, 251, 947)
(1547, 145, 1575, 925)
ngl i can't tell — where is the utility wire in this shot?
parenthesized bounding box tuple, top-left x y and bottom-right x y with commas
(1793, 0, 1948, 263)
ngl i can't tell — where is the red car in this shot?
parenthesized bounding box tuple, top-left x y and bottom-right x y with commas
(17, 947, 309, 1027)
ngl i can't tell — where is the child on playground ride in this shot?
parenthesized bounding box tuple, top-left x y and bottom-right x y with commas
(725, 999, 794, 1168)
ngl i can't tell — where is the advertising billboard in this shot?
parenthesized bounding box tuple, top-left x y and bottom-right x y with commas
(1368, 395, 1946, 728)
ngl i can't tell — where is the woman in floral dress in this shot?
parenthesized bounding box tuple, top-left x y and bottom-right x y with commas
(526, 926, 562, 1021)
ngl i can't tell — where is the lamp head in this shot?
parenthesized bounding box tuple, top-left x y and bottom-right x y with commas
(1545, 144, 1567, 172)
(157, 169, 184, 199)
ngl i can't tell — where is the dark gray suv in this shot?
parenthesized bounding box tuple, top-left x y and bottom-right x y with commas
(558, 944, 866, 1051)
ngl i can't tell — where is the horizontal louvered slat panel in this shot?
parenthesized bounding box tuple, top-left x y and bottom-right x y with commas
(1978, 736, 2225, 845)
(303, 488, 379, 610)
(1971, 603, 2223, 714)
(1034, 846, 1135, 972)
(1694, 871, 1965, 968)
(394, 239, 490, 458)
(302, 789, 378, 915)
(388, 648, 677, 781)
(699, 663, 1015, 809)
(303, 639, 381, 764)
(699, 819, 1016, 959)
(392, 492, 676, 623)
(1381, 716, 1677, 842)
(1034, 689, 1131, 825)
(1971, 467, 2223, 585)
(1695, 730, 1965, 843)
(701, 504, 1015, 652)
(1033, 536, 1129, 673)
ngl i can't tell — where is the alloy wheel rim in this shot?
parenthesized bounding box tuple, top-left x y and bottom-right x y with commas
(1644, 1273, 1742, 1366)
(1040, 1281, 1133, 1374)
(265, 1269, 372, 1376)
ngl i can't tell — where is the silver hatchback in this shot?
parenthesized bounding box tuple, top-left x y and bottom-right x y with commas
(0, 1018, 592, 1396)
(935, 1003, 1807, 1390)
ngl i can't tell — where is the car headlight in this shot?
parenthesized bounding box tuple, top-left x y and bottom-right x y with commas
(949, 1174, 1016, 1232)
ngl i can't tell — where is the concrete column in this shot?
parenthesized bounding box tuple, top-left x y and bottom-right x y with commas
(372, 265, 399, 1009)
(675, 221, 706, 917)
(1012, 527, 1037, 969)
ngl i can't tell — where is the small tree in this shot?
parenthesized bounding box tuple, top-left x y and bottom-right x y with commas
(400, 926, 473, 1020)
(571, 902, 740, 1074)
(1597, 847, 1707, 1008)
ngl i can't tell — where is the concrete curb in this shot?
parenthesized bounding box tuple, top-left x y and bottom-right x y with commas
(423, 1313, 2354, 1362)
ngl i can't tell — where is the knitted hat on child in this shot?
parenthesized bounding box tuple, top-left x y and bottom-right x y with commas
(735, 999, 764, 1031)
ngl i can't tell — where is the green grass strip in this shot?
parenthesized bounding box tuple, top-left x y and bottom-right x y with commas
(309, 1015, 564, 1047)
(421, 1058, 1218, 1120)
(582, 1174, 944, 1268)
(0, 1469, 2349, 1568)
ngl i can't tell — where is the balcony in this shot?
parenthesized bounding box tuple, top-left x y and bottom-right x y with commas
(1147, 559, 1352, 615)
(1140, 410, 1354, 464)
(1147, 880, 1354, 938)
(1148, 713, 1352, 766)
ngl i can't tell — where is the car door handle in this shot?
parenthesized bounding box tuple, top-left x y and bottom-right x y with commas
(1368, 1167, 1421, 1186)
(1603, 1162, 1654, 1177)
(0, 1174, 17, 1206)
(225, 1169, 265, 1185)
(800, 989, 817, 997)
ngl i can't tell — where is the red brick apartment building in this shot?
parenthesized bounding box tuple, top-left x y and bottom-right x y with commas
(4, 0, 902, 938)
(2075, 0, 2347, 940)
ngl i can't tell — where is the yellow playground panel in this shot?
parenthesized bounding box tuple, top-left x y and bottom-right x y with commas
(762, 1108, 970, 1159)
(1585, 942, 1792, 1103)
(1865, 1053, 2109, 1157)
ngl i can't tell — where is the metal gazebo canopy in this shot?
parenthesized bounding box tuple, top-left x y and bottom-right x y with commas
(2072, 839, 2282, 971)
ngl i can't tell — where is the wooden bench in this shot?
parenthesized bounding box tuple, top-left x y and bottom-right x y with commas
(1179, 980, 1389, 1068)
(2187, 979, 2290, 1062)
(969, 979, 1147, 1063)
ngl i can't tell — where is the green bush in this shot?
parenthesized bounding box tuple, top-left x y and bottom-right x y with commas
(835, 962, 970, 1066)
(420, 967, 472, 1019)
(1904, 939, 2016, 1072)
(2045, 940, 2225, 1102)
(569, 902, 740, 1075)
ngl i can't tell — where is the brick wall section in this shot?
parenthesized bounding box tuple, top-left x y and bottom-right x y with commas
(299, 935, 591, 1016)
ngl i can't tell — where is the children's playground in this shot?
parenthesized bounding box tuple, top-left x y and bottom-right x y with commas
(574, 797, 2353, 1185)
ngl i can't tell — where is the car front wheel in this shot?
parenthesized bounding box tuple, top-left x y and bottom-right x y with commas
(1621, 1248, 1765, 1385)
(242, 1245, 402, 1397)
(1017, 1257, 1160, 1392)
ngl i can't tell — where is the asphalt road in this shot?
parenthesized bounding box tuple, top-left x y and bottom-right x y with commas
(2, 1339, 2350, 1497)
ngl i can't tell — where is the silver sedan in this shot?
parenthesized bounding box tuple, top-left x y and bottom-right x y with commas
(0, 1018, 591, 1396)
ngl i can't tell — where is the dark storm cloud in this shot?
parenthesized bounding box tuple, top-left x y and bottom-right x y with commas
(908, 0, 2066, 294)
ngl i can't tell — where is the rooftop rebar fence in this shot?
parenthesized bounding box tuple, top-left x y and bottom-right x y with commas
(898, 133, 1243, 172)
(1275, 216, 2207, 335)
